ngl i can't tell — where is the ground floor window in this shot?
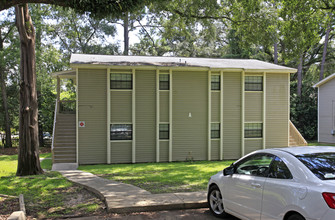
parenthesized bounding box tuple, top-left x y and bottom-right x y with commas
(159, 124, 169, 139)
(211, 123, 220, 139)
(110, 124, 132, 140)
(245, 123, 263, 138)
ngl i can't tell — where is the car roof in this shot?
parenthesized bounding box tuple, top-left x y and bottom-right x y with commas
(270, 146, 335, 156)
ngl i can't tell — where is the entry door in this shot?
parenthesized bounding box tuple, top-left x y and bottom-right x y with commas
(223, 153, 274, 220)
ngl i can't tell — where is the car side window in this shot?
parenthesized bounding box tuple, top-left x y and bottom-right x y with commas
(235, 154, 273, 177)
(268, 156, 293, 179)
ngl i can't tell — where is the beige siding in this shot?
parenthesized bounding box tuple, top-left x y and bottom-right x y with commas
(172, 71, 208, 161)
(160, 92, 169, 122)
(222, 72, 241, 159)
(159, 141, 169, 162)
(245, 92, 263, 122)
(211, 92, 220, 122)
(211, 140, 220, 160)
(245, 139, 262, 155)
(111, 91, 132, 123)
(319, 79, 335, 143)
(78, 69, 107, 164)
(135, 70, 156, 162)
(266, 73, 289, 148)
(111, 142, 132, 163)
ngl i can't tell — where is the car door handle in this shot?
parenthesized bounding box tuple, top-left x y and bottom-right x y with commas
(251, 183, 261, 188)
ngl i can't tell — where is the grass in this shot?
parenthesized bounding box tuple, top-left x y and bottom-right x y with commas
(0, 153, 103, 218)
(308, 141, 335, 146)
(79, 160, 234, 194)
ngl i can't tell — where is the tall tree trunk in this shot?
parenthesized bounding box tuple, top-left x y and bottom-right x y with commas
(297, 54, 303, 97)
(320, 21, 331, 81)
(123, 12, 129, 55)
(0, 29, 12, 148)
(15, 4, 43, 176)
(273, 42, 278, 64)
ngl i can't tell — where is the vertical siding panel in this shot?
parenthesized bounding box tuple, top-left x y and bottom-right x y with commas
(110, 91, 132, 123)
(266, 73, 289, 148)
(172, 71, 208, 161)
(245, 139, 262, 155)
(319, 80, 335, 143)
(111, 142, 132, 163)
(211, 92, 220, 122)
(211, 140, 220, 160)
(160, 92, 169, 122)
(222, 72, 241, 159)
(159, 141, 169, 162)
(245, 93, 263, 122)
(135, 70, 156, 162)
(78, 69, 107, 164)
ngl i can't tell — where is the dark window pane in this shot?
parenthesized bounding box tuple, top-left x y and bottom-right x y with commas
(159, 74, 170, 90)
(245, 76, 263, 91)
(235, 154, 273, 177)
(159, 124, 169, 139)
(111, 73, 132, 89)
(245, 123, 262, 138)
(296, 153, 335, 180)
(268, 156, 293, 179)
(111, 124, 132, 140)
(211, 75, 220, 90)
(211, 123, 220, 138)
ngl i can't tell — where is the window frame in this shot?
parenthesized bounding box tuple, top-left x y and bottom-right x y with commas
(110, 73, 133, 90)
(211, 75, 220, 91)
(211, 123, 220, 139)
(159, 124, 169, 140)
(159, 74, 170, 90)
(245, 76, 263, 91)
(110, 124, 132, 140)
(268, 156, 293, 179)
(245, 123, 263, 138)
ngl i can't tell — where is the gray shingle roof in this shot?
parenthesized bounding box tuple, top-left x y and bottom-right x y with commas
(70, 54, 296, 72)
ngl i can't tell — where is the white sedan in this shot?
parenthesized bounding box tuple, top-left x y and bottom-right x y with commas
(207, 146, 335, 220)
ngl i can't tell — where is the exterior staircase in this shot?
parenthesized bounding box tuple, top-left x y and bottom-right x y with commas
(289, 121, 308, 146)
(52, 113, 76, 164)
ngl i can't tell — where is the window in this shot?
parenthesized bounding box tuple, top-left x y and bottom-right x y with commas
(159, 74, 170, 90)
(245, 76, 263, 91)
(235, 154, 273, 177)
(159, 124, 169, 139)
(245, 123, 263, 138)
(111, 73, 132, 89)
(110, 124, 132, 140)
(211, 123, 220, 139)
(268, 156, 293, 179)
(211, 75, 220, 90)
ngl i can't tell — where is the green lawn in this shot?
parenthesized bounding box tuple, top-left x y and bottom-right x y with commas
(0, 153, 103, 218)
(79, 160, 234, 194)
(308, 141, 335, 146)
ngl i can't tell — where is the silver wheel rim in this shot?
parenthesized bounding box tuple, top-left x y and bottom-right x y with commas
(209, 189, 224, 215)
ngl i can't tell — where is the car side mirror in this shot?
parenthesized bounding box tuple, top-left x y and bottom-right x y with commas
(223, 165, 234, 176)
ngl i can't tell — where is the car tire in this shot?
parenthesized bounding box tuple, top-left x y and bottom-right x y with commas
(208, 185, 228, 218)
(287, 213, 305, 220)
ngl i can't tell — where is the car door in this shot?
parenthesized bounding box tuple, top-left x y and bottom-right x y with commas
(223, 153, 274, 220)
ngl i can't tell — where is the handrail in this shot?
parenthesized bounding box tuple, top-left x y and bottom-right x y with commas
(51, 99, 58, 150)
(289, 120, 308, 146)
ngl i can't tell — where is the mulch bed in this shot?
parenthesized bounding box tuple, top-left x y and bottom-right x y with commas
(0, 195, 20, 220)
(0, 147, 51, 156)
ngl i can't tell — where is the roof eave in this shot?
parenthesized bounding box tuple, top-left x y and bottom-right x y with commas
(313, 73, 335, 88)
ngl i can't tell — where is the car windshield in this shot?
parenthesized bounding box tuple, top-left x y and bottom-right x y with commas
(295, 152, 335, 180)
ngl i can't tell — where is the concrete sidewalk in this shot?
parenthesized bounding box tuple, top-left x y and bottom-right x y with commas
(60, 170, 208, 213)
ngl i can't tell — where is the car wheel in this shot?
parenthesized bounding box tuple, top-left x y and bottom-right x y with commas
(208, 185, 228, 218)
(287, 213, 305, 220)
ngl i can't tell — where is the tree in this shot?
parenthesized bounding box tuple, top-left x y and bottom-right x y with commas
(2, 0, 161, 176)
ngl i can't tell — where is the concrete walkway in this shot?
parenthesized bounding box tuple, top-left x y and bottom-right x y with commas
(60, 170, 208, 213)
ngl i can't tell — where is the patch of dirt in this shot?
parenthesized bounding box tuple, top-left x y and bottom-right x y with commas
(0, 195, 20, 220)
(0, 147, 51, 156)
(27, 186, 106, 219)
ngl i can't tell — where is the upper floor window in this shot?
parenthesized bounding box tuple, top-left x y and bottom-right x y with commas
(211, 123, 220, 139)
(111, 73, 132, 89)
(245, 123, 263, 138)
(159, 124, 169, 139)
(211, 75, 220, 90)
(245, 76, 263, 91)
(159, 74, 170, 90)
